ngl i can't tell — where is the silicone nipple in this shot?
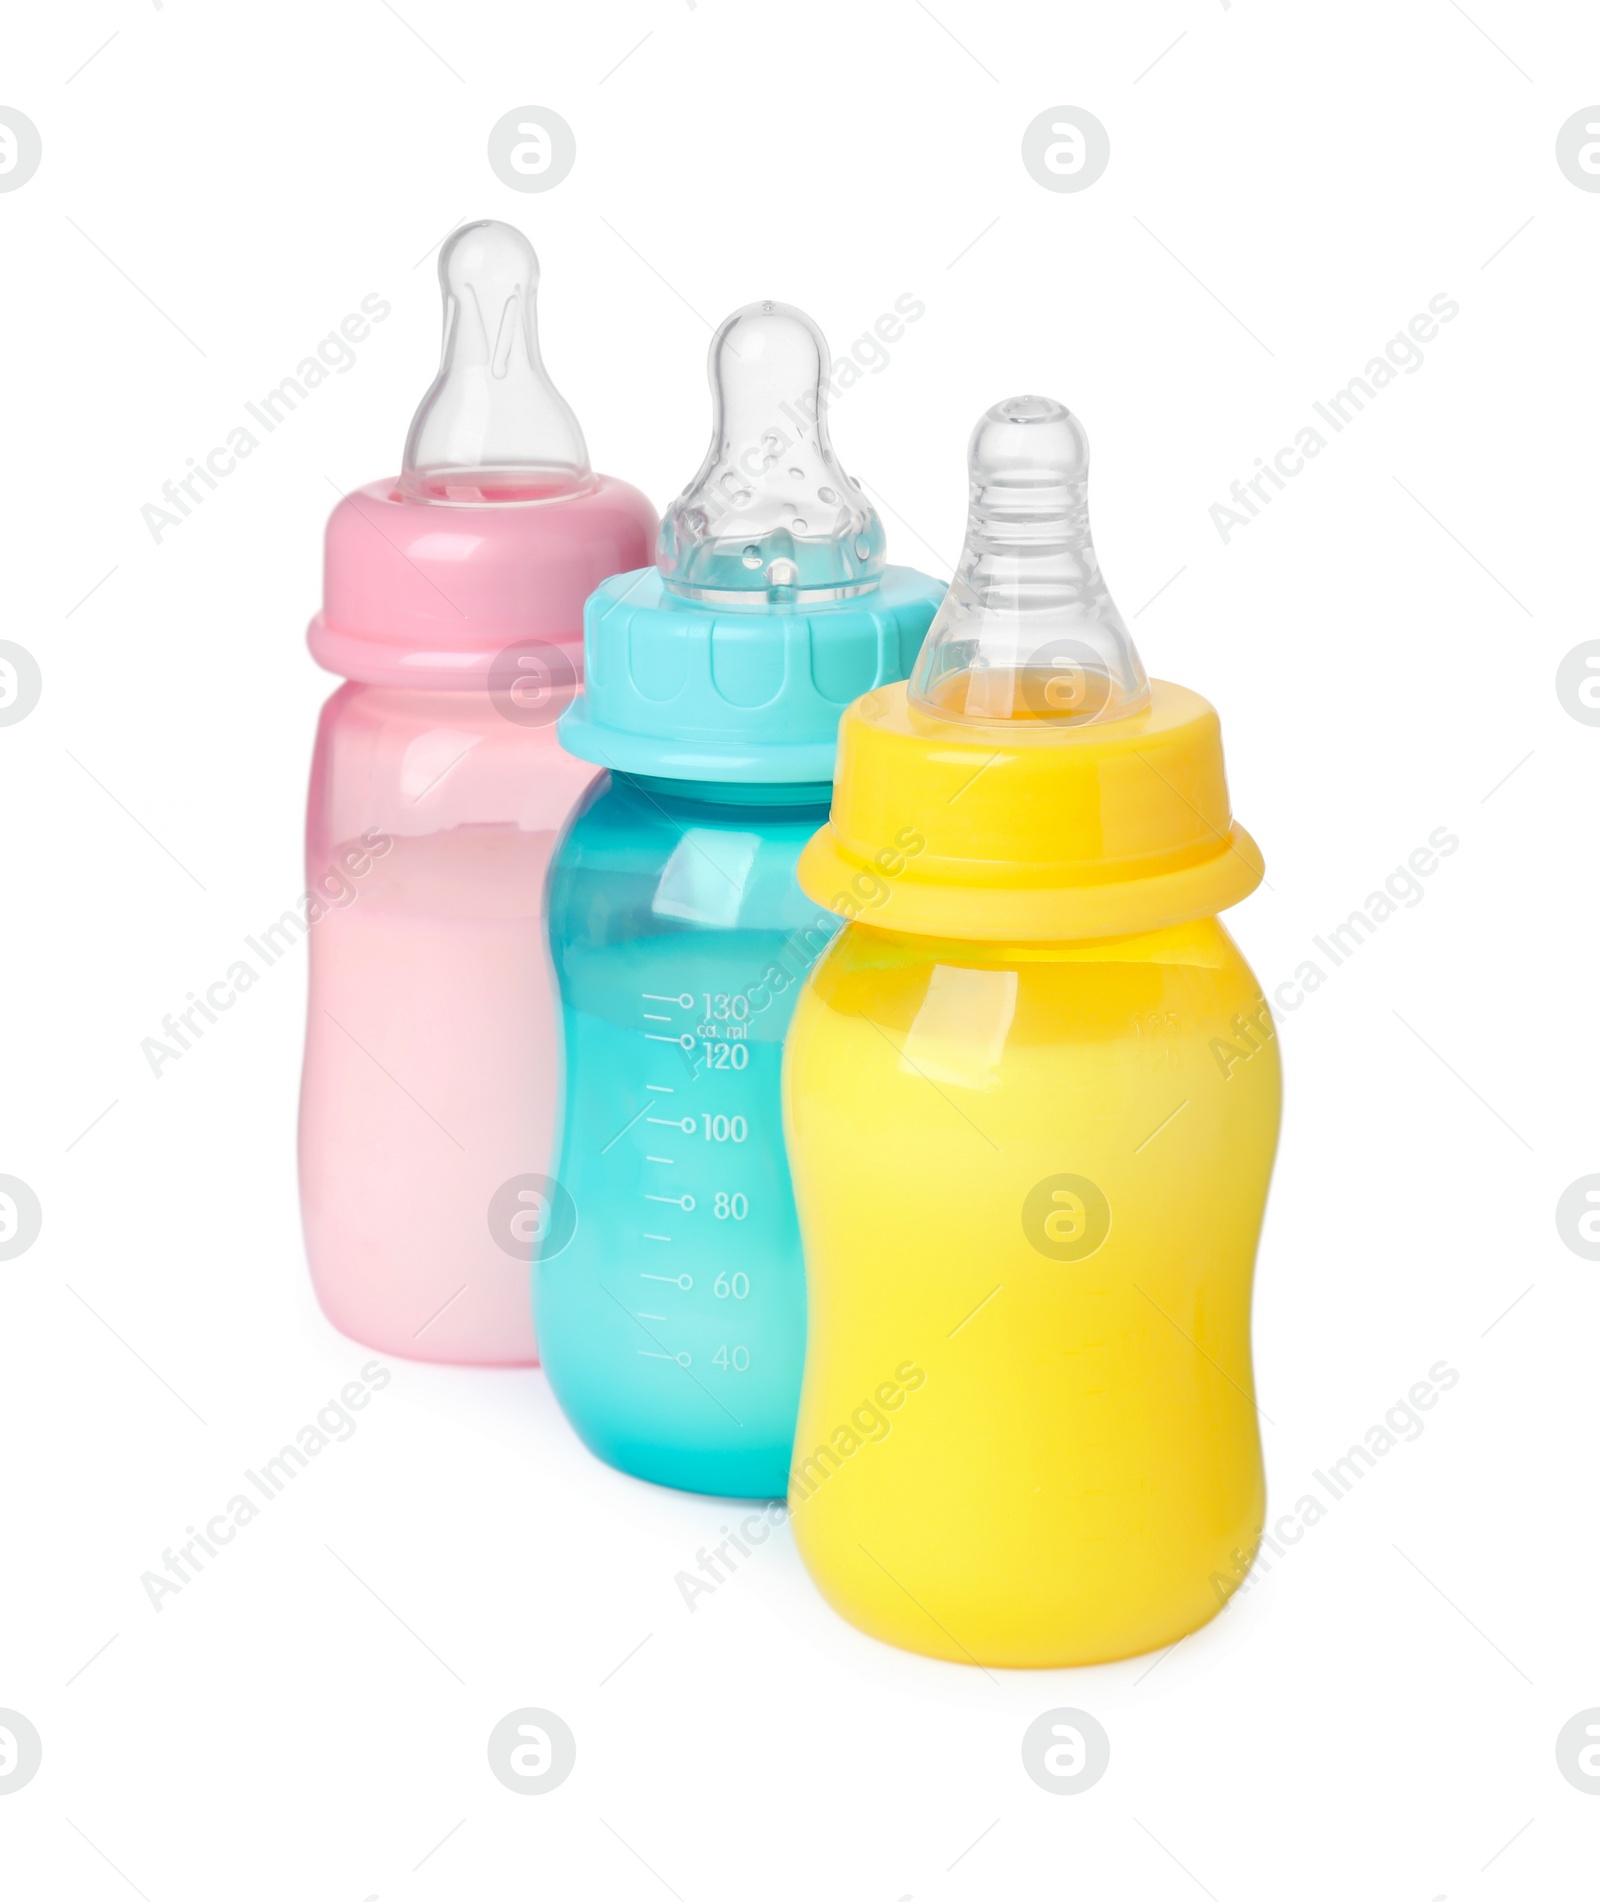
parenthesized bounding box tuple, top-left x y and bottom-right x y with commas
(908, 395, 1149, 725)
(399, 220, 591, 504)
(658, 302, 885, 603)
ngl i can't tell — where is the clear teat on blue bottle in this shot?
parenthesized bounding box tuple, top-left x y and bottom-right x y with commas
(657, 301, 884, 600)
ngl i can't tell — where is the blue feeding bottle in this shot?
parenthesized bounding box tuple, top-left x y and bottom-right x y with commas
(538, 302, 943, 1498)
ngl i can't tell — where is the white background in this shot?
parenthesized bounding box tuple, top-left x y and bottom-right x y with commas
(2, 2, 1597, 1896)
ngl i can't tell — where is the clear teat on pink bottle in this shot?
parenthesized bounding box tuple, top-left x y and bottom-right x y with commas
(299, 220, 655, 1364)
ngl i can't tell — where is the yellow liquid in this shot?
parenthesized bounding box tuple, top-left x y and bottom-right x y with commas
(782, 916, 1281, 1667)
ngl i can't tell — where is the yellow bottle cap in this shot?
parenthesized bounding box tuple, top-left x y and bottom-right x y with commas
(799, 677, 1261, 940)
(799, 396, 1261, 940)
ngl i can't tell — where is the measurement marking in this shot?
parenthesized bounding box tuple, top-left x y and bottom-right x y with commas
(599, 1281, 742, 1425)
(645, 1193, 693, 1207)
(643, 992, 693, 1007)
(639, 1349, 691, 1366)
(646, 1115, 695, 1131)
(643, 1013, 671, 1022)
(645, 1155, 674, 1165)
(646, 1084, 674, 1093)
(641, 1273, 693, 1288)
(643, 1233, 671, 1243)
(637, 1312, 666, 1320)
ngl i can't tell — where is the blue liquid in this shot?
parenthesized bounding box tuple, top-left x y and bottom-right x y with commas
(538, 777, 835, 1498)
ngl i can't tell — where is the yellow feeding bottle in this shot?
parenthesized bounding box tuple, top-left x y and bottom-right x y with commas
(783, 395, 1281, 1668)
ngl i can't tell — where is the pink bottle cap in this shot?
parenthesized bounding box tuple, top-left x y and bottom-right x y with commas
(309, 221, 654, 690)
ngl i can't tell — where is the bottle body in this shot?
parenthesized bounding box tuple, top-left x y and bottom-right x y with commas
(538, 776, 834, 1498)
(783, 915, 1281, 1666)
(299, 681, 599, 1365)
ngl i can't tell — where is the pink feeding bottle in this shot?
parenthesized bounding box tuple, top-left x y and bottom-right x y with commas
(299, 219, 655, 1364)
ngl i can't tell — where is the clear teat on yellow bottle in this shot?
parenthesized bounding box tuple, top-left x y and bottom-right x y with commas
(782, 396, 1281, 1666)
